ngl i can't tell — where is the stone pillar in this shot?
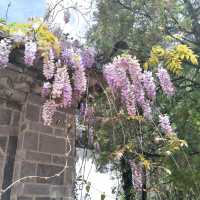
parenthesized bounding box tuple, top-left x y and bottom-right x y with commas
(12, 94, 75, 200)
(0, 65, 75, 200)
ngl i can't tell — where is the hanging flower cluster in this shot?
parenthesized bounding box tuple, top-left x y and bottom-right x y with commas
(24, 40, 37, 66)
(104, 55, 151, 118)
(130, 160, 143, 191)
(103, 63, 127, 91)
(64, 9, 70, 24)
(11, 31, 25, 43)
(81, 48, 96, 68)
(156, 67, 175, 96)
(159, 114, 173, 136)
(63, 71, 73, 107)
(42, 100, 57, 126)
(42, 60, 73, 125)
(43, 49, 55, 80)
(41, 40, 95, 125)
(103, 54, 175, 120)
(73, 54, 87, 96)
(61, 48, 74, 66)
(142, 71, 156, 100)
(0, 38, 12, 67)
(52, 64, 70, 98)
(121, 81, 136, 116)
(41, 82, 52, 97)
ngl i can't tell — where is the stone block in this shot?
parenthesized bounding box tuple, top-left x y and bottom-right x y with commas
(52, 112, 66, 128)
(0, 76, 12, 88)
(0, 126, 18, 136)
(63, 197, 74, 200)
(50, 185, 72, 198)
(23, 183, 50, 195)
(20, 161, 36, 177)
(12, 161, 21, 179)
(64, 167, 74, 185)
(29, 122, 53, 135)
(10, 90, 27, 104)
(52, 156, 66, 166)
(15, 150, 26, 161)
(6, 101, 22, 111)
(16, 135, 24, 150)
(39, 135, 65, 155)
(14, 82, 30, 93)
(37, 164, 63, 185)
(21, 123, 28, 133)
(26, 151, 51, 163)
(35, 198, 51, 200)
(25, 104, 40, 121)
(12, 111, 20, 126)
(10, 183, 24, 196)
(17, 197, 33, 200)
(28, 93, 44, 105)
(23, 132, 38, 151)
(54, 129, 66, 138)
(0, 108, 11, 125)
(52, 155, 73, 168)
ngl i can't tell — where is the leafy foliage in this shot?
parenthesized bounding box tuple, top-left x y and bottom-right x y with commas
(144, 44, 198, 75)
(0, 18, 60, 57)
(87, 0, 200, 199)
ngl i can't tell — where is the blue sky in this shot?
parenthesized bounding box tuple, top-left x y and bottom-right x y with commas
(0, 0, 45, 22)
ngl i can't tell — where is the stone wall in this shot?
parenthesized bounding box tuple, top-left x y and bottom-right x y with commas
(0, 64, 75, 200)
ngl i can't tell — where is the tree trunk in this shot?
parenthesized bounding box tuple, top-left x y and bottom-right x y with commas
(142, 167, 147, 200)
(120, 156, 133, 200)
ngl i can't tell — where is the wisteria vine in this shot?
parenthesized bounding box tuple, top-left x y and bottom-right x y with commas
(103, 54, 175, 135)
(0, 32, 175, 136)
(0, 20, 182, 195)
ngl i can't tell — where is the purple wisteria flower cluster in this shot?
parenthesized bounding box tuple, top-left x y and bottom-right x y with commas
(129, 160, 143, 191)
(156, 67, 175, 96)
(42, 60, 73, 125)
(81, 48, 96, 68)
(103, 54, 175, 121)
(41, 41, 96, 125)
(104, 55, 154, 119)
(43, 49, 55, 80)
(52, 66, 72, 101)
(159, 114, 173, 136)
(0, 37, 37, 68)
(24, 40, 37, 66)
(0, 38, 12, 67)
(142, 71, 156, 100)
(41, 82, 52, 97)
(72, 54, 87, 96)
(42, 100, 57, 126)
